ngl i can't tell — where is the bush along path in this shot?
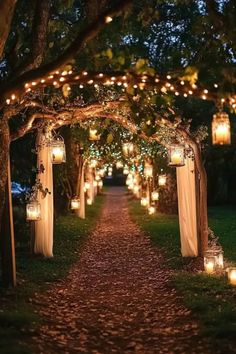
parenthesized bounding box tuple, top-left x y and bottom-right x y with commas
(31, 187, 214, 354)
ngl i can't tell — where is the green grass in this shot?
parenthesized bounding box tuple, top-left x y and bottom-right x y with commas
(0, 194, 104, 354)
(128, 197, 236, 353)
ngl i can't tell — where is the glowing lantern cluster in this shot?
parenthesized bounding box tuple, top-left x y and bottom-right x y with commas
(71, 197, 80, 210)
(168, 145, 185, 167)
(51, 136, 66, 164)
(212, 111, 231, 145)
(26, 200, 41, 221)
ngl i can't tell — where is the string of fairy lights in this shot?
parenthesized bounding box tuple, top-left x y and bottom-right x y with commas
(5, 68, 236, 108)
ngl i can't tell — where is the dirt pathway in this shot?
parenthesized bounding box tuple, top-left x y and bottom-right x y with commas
(33, 187, 212, 354)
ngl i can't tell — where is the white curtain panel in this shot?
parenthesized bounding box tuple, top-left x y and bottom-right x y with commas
(176, 156, 198, 257)
(34, 132, 54, 257)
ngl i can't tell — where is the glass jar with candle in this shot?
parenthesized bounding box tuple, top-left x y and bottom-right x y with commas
(227, 267, 236, 285)
(204, 256, 216, 274)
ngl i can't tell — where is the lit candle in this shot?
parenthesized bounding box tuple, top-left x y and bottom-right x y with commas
(215, 124, 228, 145)
(52, 147, 64, 163)
(205, 261, 214, 274)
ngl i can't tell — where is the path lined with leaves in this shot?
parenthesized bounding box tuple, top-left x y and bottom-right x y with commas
(33, 187, 212, 353)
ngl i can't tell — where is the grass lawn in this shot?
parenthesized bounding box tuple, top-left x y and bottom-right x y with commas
(0, 194, 104, 354)
(128, 197, 236, 353)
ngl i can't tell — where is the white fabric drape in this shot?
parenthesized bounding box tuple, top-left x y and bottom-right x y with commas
(34, 133, 54, 257)
(78, 164, 85, 219)
(176, 157, 198, 257)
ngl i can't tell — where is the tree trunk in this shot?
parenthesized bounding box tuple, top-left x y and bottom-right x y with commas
(0, 117, 10, 227)
(0, 0, 17, 59)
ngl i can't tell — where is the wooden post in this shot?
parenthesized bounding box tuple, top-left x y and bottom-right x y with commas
(0, 157, 16, 287)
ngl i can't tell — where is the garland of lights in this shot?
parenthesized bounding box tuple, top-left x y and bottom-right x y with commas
(5, 69, 236, 108)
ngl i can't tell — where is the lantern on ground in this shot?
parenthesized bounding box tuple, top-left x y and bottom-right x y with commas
(204, 256, 216, 274)
(151, 191, 159, 201)
(204, 248, 224, 270)
(26, 200, 41, 221)
(227, 267, 236, 285)
(122, 142, 134, 157)
(71, 197, 80, 210)
(148, 205, 156, 215)
(87, 198, 92, 205)
(212, 111, 231, 145)
(89, 127, 100, 141)
(51, 136, 66, 164)
(144, 163, 153, 178)
(141, 197, 148, 207)
(158, 174, 167, 186)
(168, 145, 185, 167)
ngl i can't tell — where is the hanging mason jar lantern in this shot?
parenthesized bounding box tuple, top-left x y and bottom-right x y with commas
(158, 174, 167, 186)
(122, 142, 134, 157)
(93, 181, 98, 187)
(168, 145, 185, 167)
(133, 185, 140, 194)
(151, 191, 159, 201)
(51, 136, 66, 164)
(108, 171, 112, 177)
(26, 200, 41, 221)
(71, 197, 80, 210)
(89, 127, 100, 141)
(144, 163, 153, 178)
(212, 111, 231, 145)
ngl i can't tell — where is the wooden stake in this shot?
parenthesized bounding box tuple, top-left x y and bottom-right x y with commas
(0, 157, 16, 287)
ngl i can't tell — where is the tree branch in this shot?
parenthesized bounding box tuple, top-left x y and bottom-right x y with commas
(13, 0, 50, 77)
(0, 0, 133, 106)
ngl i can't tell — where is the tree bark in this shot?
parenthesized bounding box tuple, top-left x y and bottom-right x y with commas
(0, 116, 11, 227)
(13, 0, 50, 76)
(0, 0, 17, 59)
